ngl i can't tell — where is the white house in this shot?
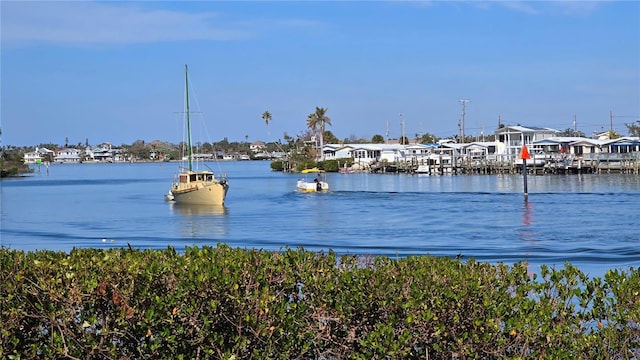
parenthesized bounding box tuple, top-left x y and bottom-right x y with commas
(404, 144, 435, 163)
(23, 151, 42, 164)
(250, 141, 266, 153)
(495, 125, 561, 159)
(565, 138, 606, 157)
(54, 148, 81, 163)
(603, 137, 640, 154)
(462, 142, 497, 160)
(321, 144, 346, 160)
(23, 147, 54, 164)
(92, 143, 115, 162)
(322, 143, 408, 164)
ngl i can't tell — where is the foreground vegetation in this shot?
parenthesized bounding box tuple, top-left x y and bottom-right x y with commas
(1, 245, 638, 359)
(0, 148, 33, 178)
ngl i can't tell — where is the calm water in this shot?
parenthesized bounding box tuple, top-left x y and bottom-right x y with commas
(2, 161, 639, 278)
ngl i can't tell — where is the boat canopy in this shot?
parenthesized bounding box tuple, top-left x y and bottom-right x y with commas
(301, 167, 325, 174)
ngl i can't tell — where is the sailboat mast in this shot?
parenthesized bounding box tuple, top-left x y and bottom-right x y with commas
(185, 64, 193, 171)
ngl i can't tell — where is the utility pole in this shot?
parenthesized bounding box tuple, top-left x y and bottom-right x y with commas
(400, 112, 405, 144)
(573, 114, 577, 133)
(459, 99, 470, 143)
(386, 121, 389, 144)
(610, 110, 614, 133)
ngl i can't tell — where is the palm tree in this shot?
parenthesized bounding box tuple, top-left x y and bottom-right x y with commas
(306, 113, 319, 159)
(262, 110, 272, 139)
(262, 110, 272, 126)
(306, 107, 331, 161)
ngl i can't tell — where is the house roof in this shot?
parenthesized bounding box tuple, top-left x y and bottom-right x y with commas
(602, 136, 640, 145)
(496, 125, 560, 133)
(532, 136, 590, 145)
(465, 141, 495, 148)
(324, 143, 405, 152)
(440, 143, 465, 150)
(404, 144, 432, 150)
(569, 138, 607, 146)
(36, 147, 54, 154)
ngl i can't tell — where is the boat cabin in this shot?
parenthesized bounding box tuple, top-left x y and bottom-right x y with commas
(179, 171, 214, 184)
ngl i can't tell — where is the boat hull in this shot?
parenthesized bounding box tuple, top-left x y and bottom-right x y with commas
(297, 180, 329, 192)
(171, 182, 228, 205)
(415, 165, 431, 174)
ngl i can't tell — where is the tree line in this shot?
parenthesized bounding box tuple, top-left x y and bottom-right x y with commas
(2, 116, 639, 177)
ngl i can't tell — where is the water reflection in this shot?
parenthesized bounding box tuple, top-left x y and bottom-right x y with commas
(522, 201, 532, 226)
(518, 201, 537, 244)
(170, 203, 228, 216)
(169, 203, 228, 238)
(519, 201, 537, 276)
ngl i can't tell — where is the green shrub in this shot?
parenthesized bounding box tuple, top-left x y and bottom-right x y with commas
(318, 159, 353, 172)
(270, 160, 284, 171)
(1, 246, 638, 359)
(291, 159, 353, 173)
(295, 161, 317, 172)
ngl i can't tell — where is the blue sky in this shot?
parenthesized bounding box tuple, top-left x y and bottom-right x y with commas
(2, 1, 639, 147)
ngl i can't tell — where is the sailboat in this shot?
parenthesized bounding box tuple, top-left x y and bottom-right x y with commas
(166, 65, 229, 205)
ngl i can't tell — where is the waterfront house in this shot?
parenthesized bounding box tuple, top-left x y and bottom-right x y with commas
(254, 151, 286, 160)
(462, 142, 497, 161)
(604, 137, 640, 154)
(565, 138, 606, 157)
(378, 144, 408, 163)
(23, 151, 42, 164)
(322, 144, 407, 164)
(92, 143, 115, 162)
(54, 148, 81, 163)
(494, 125, 560, 161)
(531, 137, 599, 155)
(532, 136, 639, 157)
(113, 149, 127, 162)
(23, 147, 54, 164)
(321, 144, 347, 161)
(404, 144, 435, 163)
(250, 141, 266, 153)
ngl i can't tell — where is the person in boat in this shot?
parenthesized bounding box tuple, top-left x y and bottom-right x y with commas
(314, 174, 322, 191)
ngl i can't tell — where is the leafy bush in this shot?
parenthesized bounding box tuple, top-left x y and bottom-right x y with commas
(295, 160, 318, 172)
(1, 246, 637, 359)
(318, 159, 353, 172)
(270, 160, 284, 171)
(290, 159, 353, 173)
(0, 149, 34, 177)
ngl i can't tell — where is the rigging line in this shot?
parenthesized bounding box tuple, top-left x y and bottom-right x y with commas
(184, 68, 225, 175)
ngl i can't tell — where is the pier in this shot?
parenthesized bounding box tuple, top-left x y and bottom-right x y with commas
(370, 152, 640, 175)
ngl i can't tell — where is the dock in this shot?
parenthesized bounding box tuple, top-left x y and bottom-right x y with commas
(370, 153, 640, 175)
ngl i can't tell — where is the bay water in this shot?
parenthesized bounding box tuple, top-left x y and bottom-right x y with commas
(2, 161, 639, 279)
